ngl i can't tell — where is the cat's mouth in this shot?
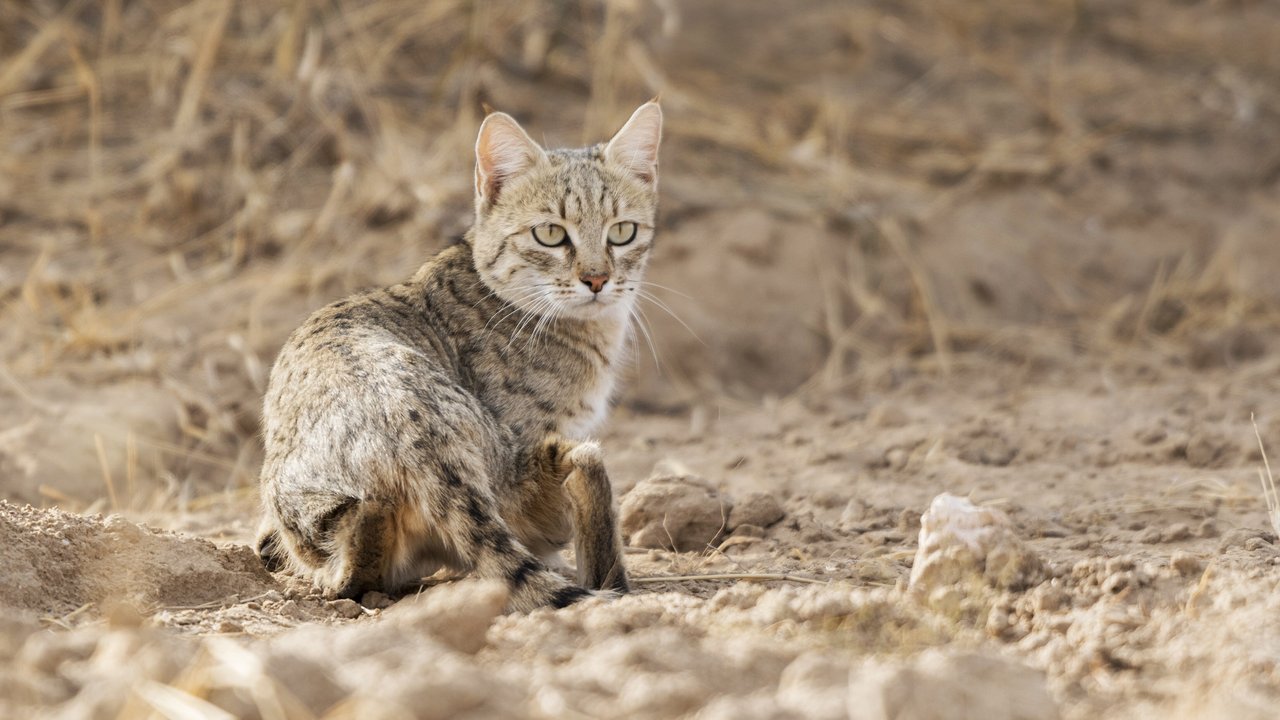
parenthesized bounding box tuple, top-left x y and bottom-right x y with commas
(564, 293, 623, 317)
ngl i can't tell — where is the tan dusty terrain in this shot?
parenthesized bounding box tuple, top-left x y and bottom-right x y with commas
(3, 1, 1280, 718)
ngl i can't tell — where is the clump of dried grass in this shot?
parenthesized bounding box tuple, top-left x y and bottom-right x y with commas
(0, 0, 676, 506)
(1251, 414, 1280, 539)
(4, 0, 1280, 507)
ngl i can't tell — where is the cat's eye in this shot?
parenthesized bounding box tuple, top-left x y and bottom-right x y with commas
(607, 221, 637, 246)
(532, 223, 568, 247)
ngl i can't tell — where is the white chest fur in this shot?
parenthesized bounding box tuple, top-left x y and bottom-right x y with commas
(558, 319, 628, 439)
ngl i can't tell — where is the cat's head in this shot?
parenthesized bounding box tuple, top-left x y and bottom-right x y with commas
(469, 102, 662, 321)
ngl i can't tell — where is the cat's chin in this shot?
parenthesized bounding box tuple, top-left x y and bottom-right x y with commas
(559, 296, 630, 322)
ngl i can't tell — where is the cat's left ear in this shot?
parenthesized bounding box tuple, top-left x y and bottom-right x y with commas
(605, 102, 662, 186)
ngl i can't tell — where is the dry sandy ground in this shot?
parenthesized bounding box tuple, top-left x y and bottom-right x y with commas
(3, 0, 1280, 718)
(4, 355, 1280, 719)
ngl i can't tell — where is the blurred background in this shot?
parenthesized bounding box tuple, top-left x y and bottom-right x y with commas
(1, 0, 1278, 511)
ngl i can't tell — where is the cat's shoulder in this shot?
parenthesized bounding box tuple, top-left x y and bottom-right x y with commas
(409, 240, 475, 285)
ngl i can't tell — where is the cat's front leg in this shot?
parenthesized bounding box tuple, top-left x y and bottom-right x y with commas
(563, 441, 630, 593)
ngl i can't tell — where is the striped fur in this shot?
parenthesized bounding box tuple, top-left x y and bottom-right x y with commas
(255, 104, 660, 611)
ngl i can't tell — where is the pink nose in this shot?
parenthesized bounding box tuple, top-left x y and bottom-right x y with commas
(580, 273, 609, 294)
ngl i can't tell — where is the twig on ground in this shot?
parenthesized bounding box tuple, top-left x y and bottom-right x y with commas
(633, 572, 829, 586)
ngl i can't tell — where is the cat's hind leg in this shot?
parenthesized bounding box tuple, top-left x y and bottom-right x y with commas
(267, 492, 401, 600)
(421, 457, 590, 612)
(254, 517, 288, 573)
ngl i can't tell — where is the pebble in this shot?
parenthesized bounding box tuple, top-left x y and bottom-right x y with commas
(1185, 432, 1231, 468)
(1033, 585, 1069, 613)
(1101, 572, 1132, 594)
(1136, 527, 1162, 544)
(1245, 536, 1274, 553)
(361, 591, 394, 610)
(867, 403, 909, 428)
(330, 598, 364, 619)
(896, 508, 922, 533)
(729, 492, 785, 529)
(1169, 551, 1203, 577)
(1218, 527, 1272, 552)
(619, 473, 731, 551)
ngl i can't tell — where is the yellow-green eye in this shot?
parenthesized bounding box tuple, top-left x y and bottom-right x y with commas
(532, 223, 568, 247)
(607, 221, 637, 246)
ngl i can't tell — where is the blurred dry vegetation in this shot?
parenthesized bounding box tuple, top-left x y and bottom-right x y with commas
(1, 0, 1279, 509)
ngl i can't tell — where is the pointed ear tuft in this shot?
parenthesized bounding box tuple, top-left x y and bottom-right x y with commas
(475, 112, 545, 204)
(605, 102, 662, 186)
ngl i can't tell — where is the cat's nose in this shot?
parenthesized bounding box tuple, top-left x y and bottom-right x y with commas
(580, 272, 609, 294)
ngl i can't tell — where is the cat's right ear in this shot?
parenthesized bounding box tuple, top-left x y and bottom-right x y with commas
(475, 112, 546, 205)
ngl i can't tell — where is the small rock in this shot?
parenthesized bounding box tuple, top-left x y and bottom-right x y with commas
(1161, 523, 1192, 543)
(729, 492, 785, 529)
(1219, 527, 1273, 552)
(1138, 427, 1168, 445)
(908, 494, 1043, 595)
(1170, 551, 1203, 577)
(279, 600, 309, 620)
(957, 430, 1019, 467)
(1186, 432, 1233, 468)
(1101, 572, 1132, 594)
(216, 620, 243, 633)
(1135, 526, 1162, 544)
(329, 598, 364, 619)
(620, 472, 732, 551)
(1032, 584, 1069, 614)
(885, 448, 910, 470)
(896, 508, 922, 533)
(801, 527, 834, 544)
(1197, 519, 1220, 538)
(867, 403, 909, 428)
(1064, 536, 1093, 550)
(840, 499, 871, 528)
(361, 591, 394, 610)
(1104, 557, 1135, 574)
(732, 523, 765, 539)
(1245, 536, 1273, 553)
(985, 606, 1013, 638)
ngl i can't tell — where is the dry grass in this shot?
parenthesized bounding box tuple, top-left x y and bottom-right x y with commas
(2, 0, 1279, 506)
(1252, 414, 1280, 538)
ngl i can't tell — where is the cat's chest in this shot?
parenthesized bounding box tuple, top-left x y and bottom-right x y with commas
(558, 369, 616, 438)
(481, 330, 623, 442)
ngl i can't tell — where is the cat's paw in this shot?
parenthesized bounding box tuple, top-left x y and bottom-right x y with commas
(566, 440, 603, 469)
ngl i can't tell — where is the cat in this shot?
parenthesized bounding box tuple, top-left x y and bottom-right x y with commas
(254, 102, 662, 612)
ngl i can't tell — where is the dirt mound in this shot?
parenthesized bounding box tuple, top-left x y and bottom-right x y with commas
(0, 502, 276, 616)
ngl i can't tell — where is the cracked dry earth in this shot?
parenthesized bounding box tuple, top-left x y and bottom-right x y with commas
(3, 357, 1280, 719)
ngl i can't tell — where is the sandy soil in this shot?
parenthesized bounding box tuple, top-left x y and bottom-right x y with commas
(3, 0, 1280, 718)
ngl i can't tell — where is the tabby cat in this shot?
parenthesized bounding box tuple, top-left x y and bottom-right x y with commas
(254, 102, 661, 611)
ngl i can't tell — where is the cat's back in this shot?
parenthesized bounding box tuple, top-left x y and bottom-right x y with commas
(261, 245, 480, 461)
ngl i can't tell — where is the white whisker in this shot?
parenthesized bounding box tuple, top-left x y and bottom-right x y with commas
(636, 279, 694, 300)
(636, 289, 705, 346)
(629, 304, 662, 370)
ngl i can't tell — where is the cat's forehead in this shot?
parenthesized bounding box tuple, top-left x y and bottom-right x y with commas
(546, 145, 605, 164)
